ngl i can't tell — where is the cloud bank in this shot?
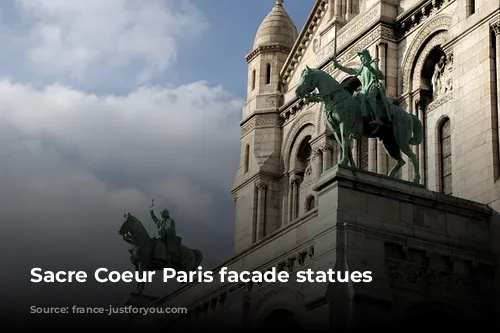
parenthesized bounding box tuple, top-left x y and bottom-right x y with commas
(0, 0, 243, 306)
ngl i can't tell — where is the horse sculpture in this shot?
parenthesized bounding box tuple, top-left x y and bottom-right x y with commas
(295, 66, 423, 183)
(118, 212, 203, 294)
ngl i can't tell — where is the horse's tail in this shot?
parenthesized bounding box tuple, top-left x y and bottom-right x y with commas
(409, 114, 423, 145)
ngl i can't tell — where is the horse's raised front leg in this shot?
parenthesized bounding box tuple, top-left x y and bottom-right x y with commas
(339, 123, 351, 166)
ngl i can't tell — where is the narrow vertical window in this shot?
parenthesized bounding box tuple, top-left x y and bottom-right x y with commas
(466, 0, 475, 17)
(266, 63, 271, 85)
(251, 70, 256, 90)
(439, 118, 452, 195)
(244, 144, 250, 173)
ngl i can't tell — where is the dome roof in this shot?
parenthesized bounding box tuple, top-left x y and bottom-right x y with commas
(253, 1, 298, 50)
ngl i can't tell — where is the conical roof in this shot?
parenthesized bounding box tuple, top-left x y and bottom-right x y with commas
(253, 0, 298, 50)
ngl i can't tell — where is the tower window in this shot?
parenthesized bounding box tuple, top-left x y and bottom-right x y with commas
(266, 63, 271, 85)
(466, 0, 475, 17)
(244, 144, 250, 173)
(251, 70, 256, 90)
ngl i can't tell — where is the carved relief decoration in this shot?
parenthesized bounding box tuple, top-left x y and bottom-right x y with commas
(241, 114, 281, 136)
(401, 15, 452, 94)
(385, 243, 494, 304)
(426, 90, 452, 112)
(387, 258, 493, 303)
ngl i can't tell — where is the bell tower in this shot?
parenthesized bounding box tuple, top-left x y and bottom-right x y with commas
(231, 0, 298, 254)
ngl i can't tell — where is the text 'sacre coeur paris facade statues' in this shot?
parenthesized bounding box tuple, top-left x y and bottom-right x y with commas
(118, 201, 202, 294)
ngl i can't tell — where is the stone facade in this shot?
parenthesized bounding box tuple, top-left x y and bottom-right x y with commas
(127, 0, 500, 329)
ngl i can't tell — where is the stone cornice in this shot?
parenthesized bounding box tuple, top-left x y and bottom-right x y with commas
(231, 171, 277, 195)
(245, 44, 292, 63)
(280, 0, 328, 85)
(395, 0, 451, 39)
(240, 112, 282, 137)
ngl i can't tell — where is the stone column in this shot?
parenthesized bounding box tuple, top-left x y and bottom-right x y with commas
(377, 42, 387, 88)
(376, 42, 389, 175)
(290, 176, 301, 221)
(368, 139, 377, 173)
(288, 174, 294, 223)
(494, 23, 500, 148)
(255, 180, 268, 240)
(322, 144, 333, 172)
(312, 148, 323, 180)
(492, 23, 500, 180)
(345, 0, 353, 20)
(352, 140, 359, 167)
(282, 175, 290, 227)
(416, 98, 427, 185)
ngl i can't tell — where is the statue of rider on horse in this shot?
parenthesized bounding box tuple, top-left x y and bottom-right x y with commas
(149, 205, 182, 266)
(118, 201, 203, 294)
(332, 49, 394, 136)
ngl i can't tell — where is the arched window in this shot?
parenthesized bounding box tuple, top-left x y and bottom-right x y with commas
(251, 69, 256, 90)
(265, 63, 271, 85)
(439, 118, 452, 194)
(244, 144, 250, 173)
(305, 195, 315, 212)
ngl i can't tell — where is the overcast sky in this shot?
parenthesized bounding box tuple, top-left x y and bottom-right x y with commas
(0, 0, 312, 315)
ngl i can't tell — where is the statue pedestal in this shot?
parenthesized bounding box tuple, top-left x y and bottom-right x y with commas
(117, 293, 159, 308)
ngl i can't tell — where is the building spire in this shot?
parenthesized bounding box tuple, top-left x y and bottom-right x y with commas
(275, 0, 283, 6)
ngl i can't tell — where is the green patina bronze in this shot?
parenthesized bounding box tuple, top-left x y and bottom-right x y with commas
(118, 207, 203, 294)
(295, 49, 422, 183)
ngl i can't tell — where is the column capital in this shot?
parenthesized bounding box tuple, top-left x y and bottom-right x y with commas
(492, 22, 500, 36)
(255, 180, 268, 190)
(320, 143, 333, 152)
(415, 98, 427, 110)
(291, 175, 302, 185)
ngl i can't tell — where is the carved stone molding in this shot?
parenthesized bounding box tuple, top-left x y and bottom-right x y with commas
(401, 15, 452, 94)
(282, 112, 316, 169)
(426, 92, 452, 112)
(281, 0, 328, 85)
(288, 124, 315, 172)
(241, 114, 280, 136)
(246, 44, 292, 63)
